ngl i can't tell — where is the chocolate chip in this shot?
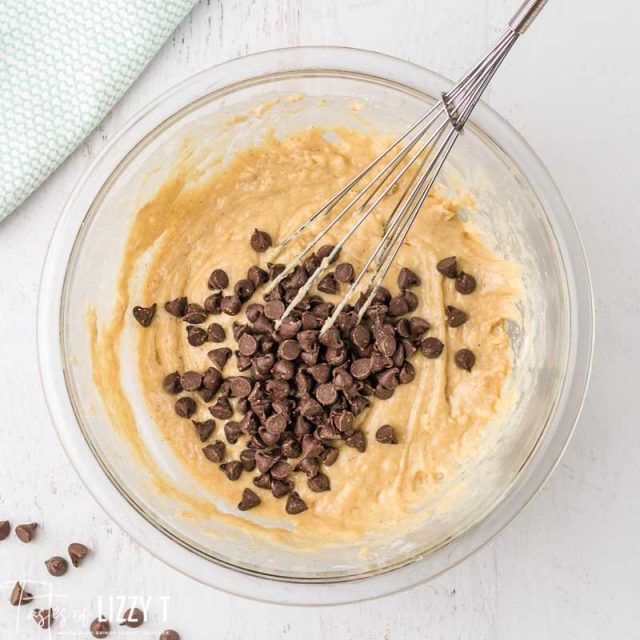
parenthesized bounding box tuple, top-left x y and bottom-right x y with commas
(120, 608, 144, 628)
(204, 323, 224, 343)
(90, 617, 110, 638)
(318, 326, 342, 349)
(202, 440, 226, 463)
(248, 266, 269, 288)
(276, 317, 302, 340)
(402, 339, 418, 358)
(301, 312, 323, 330)
(403, 290, 418, 312)
(317, 245, 340, 261)
(277, 339, 300, 361)
(262, 414, 285, 435)
(246, 303, 264, 323)
(270, 460, 292, 480)
(164, 297, 187, 317)
(162, 372, 182, 394)
(10, 582, 33, 605)
(273, 359, 295, 380)
(316, 383, 337, 406)
(446, 305, 468, 327)
(282, 438, 301, 458)
(183, 303, 208, 324)
(350, 325, 370, 351)
(186, 325, 207, 346)
(307, 363, 331, 384)
(238, 488, 261, 511)
(437, 256, 458, 278)
(308, 473, 330, 492)
(303, 254, 321, 275)
(15, 522, 37, 543)
(0, 520, 9, 541)
(455, 271, 476, 295)
(190, 419, 213, 442)
(398, 267, 420, 289)
(266, 379, 290, 399)
(251, 229, 272, 252)
(45, 556, 68, 577)
(255, 450, 279, 473)
(350, 358, 371, 380)
(239, 449, 257, 472)
(235, 279, 256, 302)
(377, 334, 397, 357)
(332, 368, 353, 391)
(346, 430, 366, 452)
(268, 262, 285, 280)
(285, 492, 308, 515)
(180, 371, 202, 391)
(318, 272, 338, 294)
(296, 456, 320, 479)
(224, 421, 242, 444)
(208, 347, 232, 370)
(33, 608, 54, 629)
(398, 361, 415, 383)
(208, 397, 233, 419)
(409, 317, 430, 337)
(455, 348, 476, 371)
(264, 299, 285, 320)
(420, 337, 444, 359)
(335, 263, 355, 283)
(201, 368, 222, 393)
(375, 425, 397, 444)
(208, 269, 229, 290)
(68, 542, 89, 567)
(221, 460, 243, 481)
(132, 304, 156, 327)
(388, 295, 409, 317)
(204, 292, 222, 314)
(253, 472, 272, 490)
(221, 294, 242, 315)
(160, 631, 181, 640)
(288, 266, 308, 289)
(236, 333, 257, 358)
(271, 479, 293, 498)
(321, 447, 339, 466)
(377, 368, 399, 390)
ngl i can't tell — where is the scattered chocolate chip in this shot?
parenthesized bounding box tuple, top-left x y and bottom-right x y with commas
(388, 295, 409, 317)
(238, 488, 261, 511)
(204, 292, 222, 314)
(221, 294, 242, 316)
(208, 347, 232, 370)
(68, 542, 89, 567)
(377, 334, 397, 357)
(264, 299, 285, 320)
(0, 520, 10, 540)
(221, 460, 243, 481)
(285, 492, 308, 515)
(268, 262, 285, 280)
(45, 556, 68, 577)
(132, 304, 156, 327)
(273, 359, 295, 380)
(237, 333, 258, 357)
(350, 358, 372, 380)
(271, 479, 293, 498)
(398, 267, 420, 289)
(239, 448, 257, 471)
(235, 279, 256, 302)
(317, 245, 340, 261)
(175, 397, 196, 418)
(308, 473, 331, 492)
(208, 269, 229, 290)
(160, 631, 180, 640)
(281, 438, 301, 458)
(321, 447, 339, 466)
(164, 297, 187, 317)
(15, 522, 37, 543)
(33, 608, 54, 629)
(296, 456, 319, 479)
(399, 361, 415, 383)
(455, 348, 476, 371)
(209, 397, 234, 419)
(316, 383, 337, 406)
(202, 441, 226, 463)
(248, 266, 269, 288)
(278, 339, 301, 361)
(90, 617, 110, 638)
(183, 303, 208, 324)
(251, 229, 272, 252)
(201, 368, 222, 394)
(180, 371, 202, 392)
(455, 271, 476, 295)
(253, 473, 272, 490)
(437, 256, 458, 278)
(318, 272, 338, 294)
(409, 317, 430, 337)
(446, 305, 468, 327)
(224, 421, 242, 444)
(270, 460, 292, 480)
(206, 322, 225, 343)
(375, 425, 397, 444)
(187, 325, 207, 346)
(335, 263, 355, 283)
(420, 337, 444, 359)
(120, 608, 144, 628)
(346, 430, 366, 452)
(10, 582, 33, 606)
(246, 303, 264, 323)
(403, 290, 419, 312)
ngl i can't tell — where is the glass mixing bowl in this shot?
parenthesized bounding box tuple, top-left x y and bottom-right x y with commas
(38, 47, 593, 605)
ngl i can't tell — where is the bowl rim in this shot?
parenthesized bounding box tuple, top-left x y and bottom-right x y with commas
(37, 45, 594, 605)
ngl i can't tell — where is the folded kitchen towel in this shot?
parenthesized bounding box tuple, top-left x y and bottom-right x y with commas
(0, 0, 196, 221)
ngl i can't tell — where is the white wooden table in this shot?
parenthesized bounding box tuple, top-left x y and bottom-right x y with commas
(1, 1, 639, 637)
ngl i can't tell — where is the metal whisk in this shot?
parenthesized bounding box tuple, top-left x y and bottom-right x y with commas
(266, 0, 548, 332)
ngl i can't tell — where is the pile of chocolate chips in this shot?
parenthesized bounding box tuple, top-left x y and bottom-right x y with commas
(133, 229, 478, 516)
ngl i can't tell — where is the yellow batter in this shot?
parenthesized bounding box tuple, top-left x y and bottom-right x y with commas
(90, 126, 521, 547)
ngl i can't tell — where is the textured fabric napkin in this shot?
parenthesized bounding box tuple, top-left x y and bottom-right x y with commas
(0, 0, 196, 221)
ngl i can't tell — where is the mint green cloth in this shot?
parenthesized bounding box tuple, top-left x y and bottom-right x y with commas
(0, 0, 196, 220)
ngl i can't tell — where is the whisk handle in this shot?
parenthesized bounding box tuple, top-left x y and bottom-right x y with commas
(509, 0, 548, 34)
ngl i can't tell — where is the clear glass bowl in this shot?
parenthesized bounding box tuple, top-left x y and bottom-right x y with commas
(37, 47, 593, 605)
